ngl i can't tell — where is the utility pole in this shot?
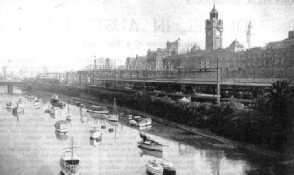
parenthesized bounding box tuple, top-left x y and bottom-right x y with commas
(217, 59, 221, 106)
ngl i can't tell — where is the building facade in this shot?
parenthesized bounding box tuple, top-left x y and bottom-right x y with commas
(267, 31, 294, 49)
(94, 58, 117, 69)
(146, 48, 169, 70)
(125, 55, 147, 70)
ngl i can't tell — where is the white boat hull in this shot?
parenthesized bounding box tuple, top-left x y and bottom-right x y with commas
(138, 118, 152, 127)
(60, 168, 80, 175)
(87, 109, 109, 114)
(107, 114, 119, 122)
(56, 128, 69, 133)
(146, 162, 163, 175)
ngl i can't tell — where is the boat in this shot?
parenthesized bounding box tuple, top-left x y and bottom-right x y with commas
(55, 131, 69, 141)
(60, 137, 81, 175)
(18, 97, 25, 103)
(50, 107, 57, 116)
(66, 105, 72, 121)
(25, 95, 35, 100)
(33, 98, 41, 108)
(50, 95, 66, 109)
(107, 114, 119, 122)
(18, 98, 25, 108)
(81, 115, 87, 123)
(161, 161, 177, 175)
(129, 120, 138, 126)
(139, 147, 163, 158)
(90, 127, 102, 141)
(6, 102, 14, 109)
(138, 117, 152, 127)
(106, 98, 119, 122)
(140, 132, 152, 142)
(129, 117, 152, 127)
(138, 140, 163, 152)
(87, 105, 109, 114)
(146, 160, 163, 175)
(12, 102, 24, 114)
(55, 120, 69, 133)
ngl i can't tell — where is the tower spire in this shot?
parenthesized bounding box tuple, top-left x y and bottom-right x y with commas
(246, 22, 252, 49)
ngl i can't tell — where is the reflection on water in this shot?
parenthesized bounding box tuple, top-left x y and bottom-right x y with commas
(55, 131, 69, 141)
(0, 87, 290, 175)
(139, 147, 163, 158)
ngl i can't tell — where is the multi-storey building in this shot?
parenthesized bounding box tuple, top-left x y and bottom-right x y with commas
(125, 55, 147, 70)
(267, 31, 294, 49)
(94, 57, 117, 69)
(146, 39, 180, 70)
(146, 48, 169, 70)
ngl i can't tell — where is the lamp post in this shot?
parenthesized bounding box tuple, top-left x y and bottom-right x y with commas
(217, 59, 221, 106)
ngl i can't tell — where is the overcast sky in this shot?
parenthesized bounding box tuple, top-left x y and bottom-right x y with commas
(0, 0, 293, 71)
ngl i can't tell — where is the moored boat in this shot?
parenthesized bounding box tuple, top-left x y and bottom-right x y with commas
(146, 160, 163, 175)
(161, 161, 176, 175)
(50, 95, 66, 109)
(6, 102, 14, 109)
(25, 95, 35, 100)
(138, 140, 163, 152)
(138, 118, 152, 127)
(50, 107, 57, 116)
(90, 127, 102, 141)
(12, 102, 24, 114)
(87, 105, 109, 114)
(33, 98, 41, 108)
(107, 114, 119, 122)
(55, 131, 69, 141)
(55, 120, 69, 133)
(106, 98, 119, 122)
(60, 138, 81, 175)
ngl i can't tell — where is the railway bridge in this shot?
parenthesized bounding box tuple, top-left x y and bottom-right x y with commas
(34, 68, 291, 104)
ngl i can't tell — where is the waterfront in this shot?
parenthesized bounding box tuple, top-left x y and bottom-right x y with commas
(0, 87, 293, 175)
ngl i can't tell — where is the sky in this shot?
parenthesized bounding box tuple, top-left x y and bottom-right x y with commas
(0, 0, 294, 72)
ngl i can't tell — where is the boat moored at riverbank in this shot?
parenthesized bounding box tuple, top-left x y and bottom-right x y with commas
(55, 120, 69, 133)
(146, 160, 163, 175)
(60, 138, 81, 175)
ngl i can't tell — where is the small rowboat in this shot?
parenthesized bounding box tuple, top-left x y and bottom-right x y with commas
(146, 160, 163, 175)
(107, 114, 119, 122)
(138, 140, 163, 152)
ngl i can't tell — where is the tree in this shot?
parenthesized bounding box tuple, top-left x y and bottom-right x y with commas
(265, 80, 293, 128)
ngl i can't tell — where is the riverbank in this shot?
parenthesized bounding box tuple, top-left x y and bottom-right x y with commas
(26, 83, 294, 160)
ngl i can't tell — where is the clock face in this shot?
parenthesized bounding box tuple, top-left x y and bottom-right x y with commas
(208, 31, 212, 36)
(215, 30, 221, 36)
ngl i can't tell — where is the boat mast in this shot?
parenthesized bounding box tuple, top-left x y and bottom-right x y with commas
(70, 137, 74, 165)
(113, 98, 118, 115)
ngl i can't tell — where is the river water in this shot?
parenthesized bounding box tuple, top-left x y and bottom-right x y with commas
(0, 87, 293, 175)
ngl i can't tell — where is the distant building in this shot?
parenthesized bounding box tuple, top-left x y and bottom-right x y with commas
(205, 5, 223, 50)
(146, 48, 169, 70)
(94, 57, 117, 69)
(228, 40, 245, 52)
(166, 38, 180, 55)
(267, 31, 294, 49)
(125, 55, 146, 69)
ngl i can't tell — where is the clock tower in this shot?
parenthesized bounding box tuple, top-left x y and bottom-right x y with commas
(205, 5, 223, 50)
